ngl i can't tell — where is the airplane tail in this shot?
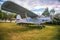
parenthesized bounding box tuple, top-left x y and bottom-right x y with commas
(16, 14, 22, 23)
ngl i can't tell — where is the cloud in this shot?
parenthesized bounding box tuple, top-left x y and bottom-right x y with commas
(10, 0, 60, 9)
(0, 0, 7, 6)
(0, 0, 4, 2)
(0, 0, 7, 2)
(58, 0, 60, 2)
(1, 0, 60, 14)
(0, 2, 3, 8)
(0, 0, 7, 9)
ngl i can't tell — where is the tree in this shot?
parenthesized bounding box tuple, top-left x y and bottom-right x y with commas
(2, 12, 7, 21)
(0, 10, 7, 22)
(50, 8, 55, 15)
(50, 8, 55, 23)
(8, 14, 16, 22)
(42, 8, 50, 17)
(0, 10, 2, 19)
(53, 13, 60, 24)
(0, 10, 16, 22)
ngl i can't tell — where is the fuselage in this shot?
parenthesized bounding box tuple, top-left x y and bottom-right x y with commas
(16, 15, 51, 24)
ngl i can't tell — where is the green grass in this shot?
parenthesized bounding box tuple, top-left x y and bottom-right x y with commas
(0, 23, 60, 40)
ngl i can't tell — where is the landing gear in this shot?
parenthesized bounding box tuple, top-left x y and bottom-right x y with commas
(40, 25, 45, 29)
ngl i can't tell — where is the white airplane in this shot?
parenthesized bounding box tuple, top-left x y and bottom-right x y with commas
(16, 14, 43, 24)
(16, 14, 51, 25)
(1, 1, 51, 25)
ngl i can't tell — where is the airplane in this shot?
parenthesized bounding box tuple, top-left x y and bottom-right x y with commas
(1, 1, 51, 27)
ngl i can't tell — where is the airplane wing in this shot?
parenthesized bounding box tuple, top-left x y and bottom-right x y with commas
(1, 1, 38, 18)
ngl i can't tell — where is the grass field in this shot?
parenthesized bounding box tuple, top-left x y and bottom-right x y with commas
(0, 23, 60, 40)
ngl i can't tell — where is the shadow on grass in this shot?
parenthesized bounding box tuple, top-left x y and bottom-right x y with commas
(7, 25, 45, 33)
(0, 32, 12, 40)
(51, 26, 60, 40)
(0, 32, 6, 40)
(0, 23, 45, 40)
(55, 27, 60, 40)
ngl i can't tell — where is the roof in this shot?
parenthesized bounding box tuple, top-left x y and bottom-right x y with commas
(1, 1, 38, 18)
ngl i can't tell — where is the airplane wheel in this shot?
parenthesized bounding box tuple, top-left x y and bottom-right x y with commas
(40, 25, 45, 29)
(42, 25, 45, 28)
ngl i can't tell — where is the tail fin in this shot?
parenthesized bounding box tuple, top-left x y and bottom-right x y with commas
(16, 14, 22, 23)
(16, 14, 22, 20)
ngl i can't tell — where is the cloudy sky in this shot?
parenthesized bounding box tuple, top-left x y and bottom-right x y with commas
(0, 0, 60, 15)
